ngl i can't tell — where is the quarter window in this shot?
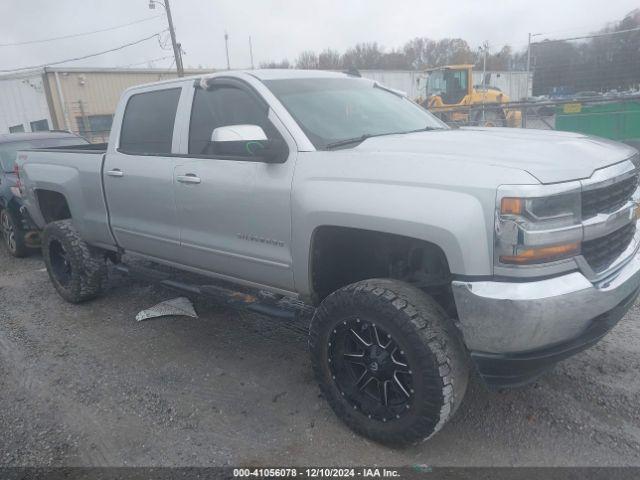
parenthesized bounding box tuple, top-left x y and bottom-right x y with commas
(189, 85, 280, 156)
(119, 88, 181, 155)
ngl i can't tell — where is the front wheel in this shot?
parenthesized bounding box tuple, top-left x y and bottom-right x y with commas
(309, 279, 469, 445)
(42, 220, 107, 303)
(0, 208, 27, 257)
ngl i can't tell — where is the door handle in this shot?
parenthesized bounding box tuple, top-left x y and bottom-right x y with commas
(107, 169, 124, 177)
(176, 174, 201, 184)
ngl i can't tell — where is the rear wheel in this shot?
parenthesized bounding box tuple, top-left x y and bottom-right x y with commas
(309, 279, 469, 445)
(42, 220, 107, 303)
(0, 208, 27, 257)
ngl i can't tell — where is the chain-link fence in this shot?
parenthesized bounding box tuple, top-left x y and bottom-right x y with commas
(423, 22, 640, 147)
(428, 93, 639, 128)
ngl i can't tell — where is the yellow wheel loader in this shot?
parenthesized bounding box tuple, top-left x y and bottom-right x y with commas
(421, 65, 522, 127)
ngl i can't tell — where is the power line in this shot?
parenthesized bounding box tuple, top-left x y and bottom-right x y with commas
(0, 16, 163, 47)
(116, 55, 174, 68)
(532, 26, 640, 45)
(0, 31, 166, 73)
(532, 21, 618, 38)
(480, 23, 640, 53)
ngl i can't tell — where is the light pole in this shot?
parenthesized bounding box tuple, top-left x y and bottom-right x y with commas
(249, 36, 254, 70)
(149, 0, 184, 77)
(224, 31, 231, 69)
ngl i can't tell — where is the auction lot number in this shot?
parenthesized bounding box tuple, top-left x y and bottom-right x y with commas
(234, 468, 400, 478)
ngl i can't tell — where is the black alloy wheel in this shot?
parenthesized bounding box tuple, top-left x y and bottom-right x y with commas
(310, 278, 469, 445)
(329, 317, 414, 422)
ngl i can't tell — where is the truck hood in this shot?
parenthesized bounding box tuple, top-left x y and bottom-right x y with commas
(354, 127, 638, 184)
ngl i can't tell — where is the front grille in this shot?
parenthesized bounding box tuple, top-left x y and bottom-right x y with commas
(582, 222, 636, 273)
(582, 174, 638, 219)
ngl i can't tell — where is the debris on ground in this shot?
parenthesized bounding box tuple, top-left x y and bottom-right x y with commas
(135, 297, 198, 322)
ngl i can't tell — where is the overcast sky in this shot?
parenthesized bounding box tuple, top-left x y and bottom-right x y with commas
(0, 0, 638, 73)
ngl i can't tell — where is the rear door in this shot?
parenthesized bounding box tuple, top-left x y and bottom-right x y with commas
(172, 78, 297, 291)
(103, 86, 184, 260)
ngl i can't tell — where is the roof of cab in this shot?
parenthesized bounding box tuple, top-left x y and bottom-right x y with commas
(246, 69, 350, 80)
(125, 68, 356, 93)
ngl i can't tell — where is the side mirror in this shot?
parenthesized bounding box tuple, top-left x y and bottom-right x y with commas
(210, 125, 287, 163)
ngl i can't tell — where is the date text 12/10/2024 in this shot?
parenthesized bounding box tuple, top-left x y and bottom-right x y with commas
(233, 467, 409, 478)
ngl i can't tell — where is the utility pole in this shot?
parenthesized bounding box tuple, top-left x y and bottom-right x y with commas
(482, 41, 488, 88)
(225, 31, 231, 70)
(249, 36, 255, 69)
(149, 0, 184, 77)
(525, 33, 541, 128)
(481, 41, 488, 123)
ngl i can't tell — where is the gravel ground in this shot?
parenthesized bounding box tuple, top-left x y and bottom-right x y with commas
(1, 244, 639, 467)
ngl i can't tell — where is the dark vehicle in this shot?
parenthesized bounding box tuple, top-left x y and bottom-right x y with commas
(0, 131, 89, 257)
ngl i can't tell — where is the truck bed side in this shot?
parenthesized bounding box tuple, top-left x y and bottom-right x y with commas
(17, 147, 117, 251)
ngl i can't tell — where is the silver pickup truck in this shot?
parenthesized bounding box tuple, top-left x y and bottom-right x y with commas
(17, 69, 640, 445)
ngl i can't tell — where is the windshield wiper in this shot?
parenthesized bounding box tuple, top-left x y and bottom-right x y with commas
(324, 127, 445, 150)
(324, 133, 386, 150)
(402, 126, 445, 133)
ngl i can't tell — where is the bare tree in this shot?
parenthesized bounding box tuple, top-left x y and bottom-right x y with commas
(431, 38, 474, 66)
(379, 49, 411, 69)
(318, 49, 343, 69)
(296, 50, 319, 69)
(343, 42, 384, 69)
(403, 37, 437, 69)
(259, 59, 291, 69)
(477, 45, 514, 71)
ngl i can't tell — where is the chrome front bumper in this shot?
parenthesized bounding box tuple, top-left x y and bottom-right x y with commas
(452, 247, 640, 354)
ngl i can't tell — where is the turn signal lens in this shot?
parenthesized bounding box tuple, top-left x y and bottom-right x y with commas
(500, 242, 580, 265)
(501, 197, 523, 215)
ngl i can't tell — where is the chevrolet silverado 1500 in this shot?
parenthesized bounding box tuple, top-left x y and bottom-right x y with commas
(17, 70, 640, 445)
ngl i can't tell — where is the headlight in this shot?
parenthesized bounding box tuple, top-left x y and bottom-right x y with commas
(496, 185, 582, 268)
(501, 192, 580, 224)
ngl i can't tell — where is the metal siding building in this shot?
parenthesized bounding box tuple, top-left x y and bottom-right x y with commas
(471, 71, 531, 101)
(0, 71, 52, 134)
(359, 70, 426, 101)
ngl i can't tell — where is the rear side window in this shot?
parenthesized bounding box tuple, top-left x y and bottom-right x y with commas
(119, 88, 181, 155)
(189, 86, 280, 156)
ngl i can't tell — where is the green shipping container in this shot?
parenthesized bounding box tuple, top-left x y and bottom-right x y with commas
(555, 100, 640, 144)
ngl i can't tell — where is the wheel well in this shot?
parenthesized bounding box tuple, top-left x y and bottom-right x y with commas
(36, 190, 71, 224)
(310, 226, 455, 315)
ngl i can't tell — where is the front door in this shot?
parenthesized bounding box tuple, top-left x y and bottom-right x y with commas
(104, 87, 182, 261)
(173, 80, 296, 291)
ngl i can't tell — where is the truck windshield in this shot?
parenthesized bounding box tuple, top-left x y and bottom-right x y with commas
(0, 137, 88, 172)
(263, 77, 447, 149)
